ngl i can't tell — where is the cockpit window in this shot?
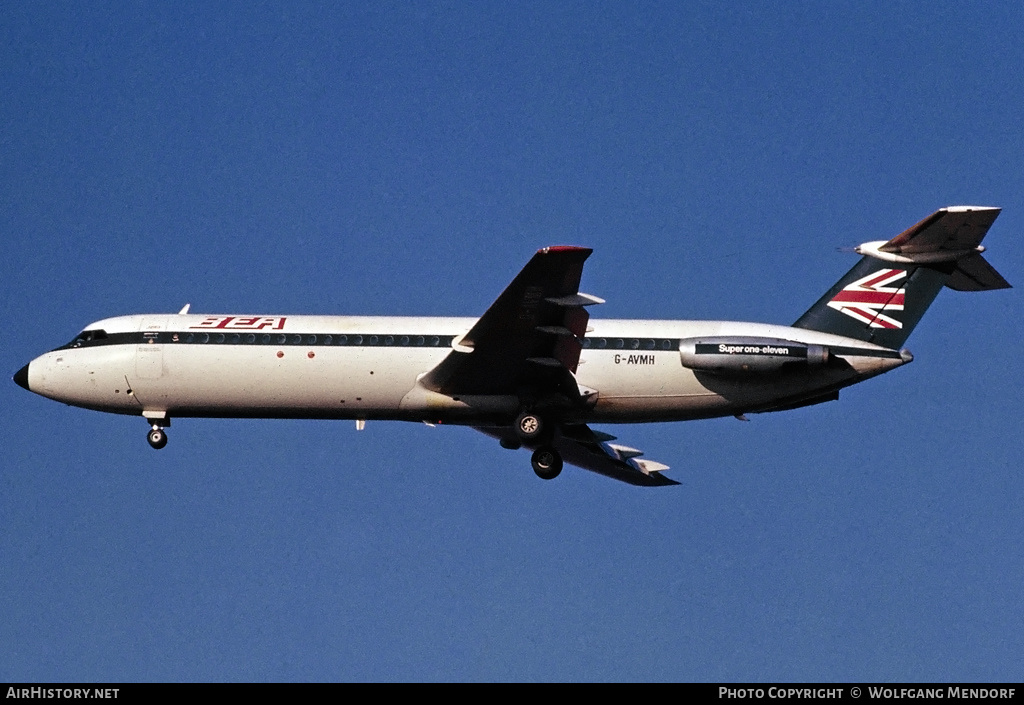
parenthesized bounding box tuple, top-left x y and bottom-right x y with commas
(70, 329, 109, 346)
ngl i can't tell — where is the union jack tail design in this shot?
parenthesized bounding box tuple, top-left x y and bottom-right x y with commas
(826, 269, 907, 329)
(793, 207, 1008, 349)
(793, 256, 948, 349)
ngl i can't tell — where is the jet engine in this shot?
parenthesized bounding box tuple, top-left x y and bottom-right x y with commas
(678, 336, 829, 374)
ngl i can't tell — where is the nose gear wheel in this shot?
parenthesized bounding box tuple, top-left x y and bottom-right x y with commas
(147, 426, 168, 450)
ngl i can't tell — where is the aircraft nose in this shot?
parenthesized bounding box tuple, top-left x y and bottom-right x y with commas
(13, 363, 30, 391)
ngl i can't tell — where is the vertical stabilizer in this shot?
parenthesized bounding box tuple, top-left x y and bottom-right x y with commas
(793, 207, 1008, 348)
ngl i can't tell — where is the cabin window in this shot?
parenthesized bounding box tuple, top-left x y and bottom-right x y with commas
(152, 330, 462, 347)
(98, 329, 676, 351)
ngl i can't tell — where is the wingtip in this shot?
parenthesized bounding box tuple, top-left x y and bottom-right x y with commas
(943, 205, 1000, 213)
(538, 245, 593, 255)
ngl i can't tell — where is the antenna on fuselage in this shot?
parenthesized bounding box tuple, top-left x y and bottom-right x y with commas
(178, 303, 191, 315)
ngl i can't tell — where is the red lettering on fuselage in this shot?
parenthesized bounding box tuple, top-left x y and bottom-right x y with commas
(190, 316, 286, 330)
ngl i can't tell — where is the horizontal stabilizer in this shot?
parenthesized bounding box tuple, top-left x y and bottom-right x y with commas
(881, 206, 1000, 255)
(946, 253, 1012, 291)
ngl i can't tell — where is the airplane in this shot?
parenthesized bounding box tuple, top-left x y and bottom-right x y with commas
(13, 206, 1010, 486)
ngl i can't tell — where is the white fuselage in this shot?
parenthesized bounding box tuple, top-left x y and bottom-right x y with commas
(22, 313, 906, 426)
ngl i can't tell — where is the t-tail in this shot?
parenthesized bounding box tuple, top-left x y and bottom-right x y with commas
(793, 206, 1010, 349)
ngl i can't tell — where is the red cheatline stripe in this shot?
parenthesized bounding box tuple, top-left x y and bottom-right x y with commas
(860, 269, 905, 288)
(831, 291, 906, 305)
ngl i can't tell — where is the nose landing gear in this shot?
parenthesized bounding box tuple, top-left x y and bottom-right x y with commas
(147, 425, 168, 449)
(142, 412, 170, 450)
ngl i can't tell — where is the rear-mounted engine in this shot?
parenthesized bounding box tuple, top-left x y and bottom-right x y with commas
(679, 337, 829, 374)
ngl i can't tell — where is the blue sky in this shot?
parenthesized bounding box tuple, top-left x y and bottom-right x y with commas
(3, 2, 1023, 681)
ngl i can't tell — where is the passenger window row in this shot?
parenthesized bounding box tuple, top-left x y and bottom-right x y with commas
(65, 330, 678, 352)
(175, 332, 456, 347)
(582, 337, 678, 351)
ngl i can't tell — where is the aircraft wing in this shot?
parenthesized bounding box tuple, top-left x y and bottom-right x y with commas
(420, 246, 603, 397)
(474, 424, 680, 487)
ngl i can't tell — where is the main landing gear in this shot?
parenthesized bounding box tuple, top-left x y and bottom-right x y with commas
(531, 446, 563, 480)
(147, 424, 168, 449)
(514, 411, 563, 480)
(514, 411, 547, 442)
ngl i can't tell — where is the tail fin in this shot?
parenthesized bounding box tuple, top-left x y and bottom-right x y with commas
(793, 206, 1009, 349)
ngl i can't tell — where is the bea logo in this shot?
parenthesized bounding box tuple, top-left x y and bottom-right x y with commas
(189, 316, 287, 330)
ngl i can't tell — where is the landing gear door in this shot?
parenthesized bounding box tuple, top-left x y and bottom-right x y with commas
(136, 317, 168, 379)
